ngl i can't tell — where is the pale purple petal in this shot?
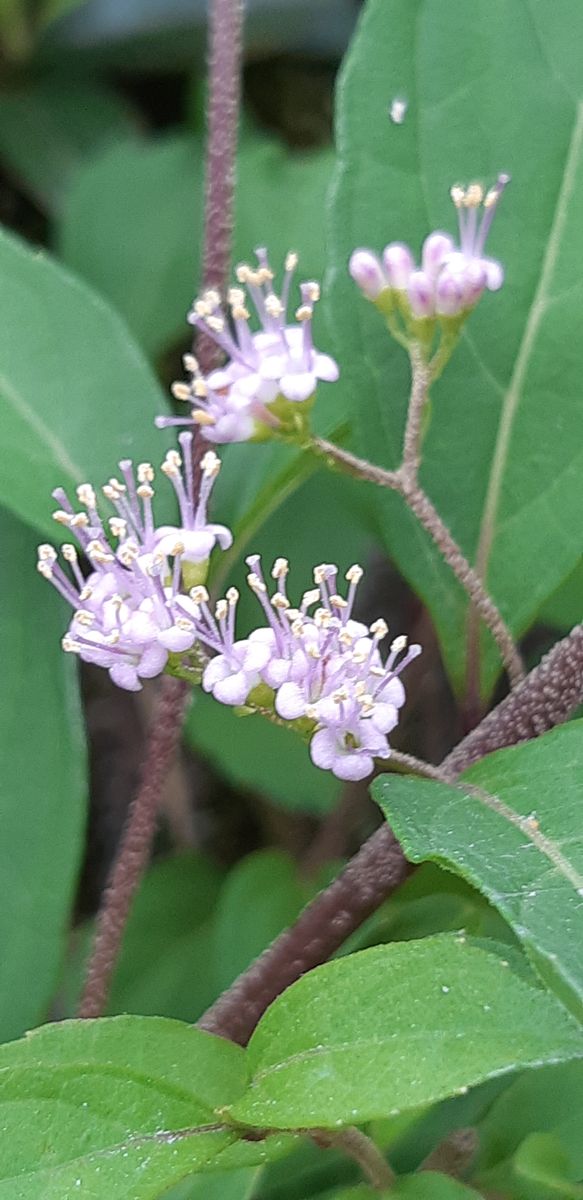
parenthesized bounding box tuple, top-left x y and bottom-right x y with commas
(202, 656, 230, 691)
(483, 257, 504, 291)
(279, 372, 317, 402)
(276, 681, 307, 720)
(138, 643, 169, 678)
(309, 726, 338, 771)
(158, 625, 196, 652)
(214, 670, 253, 706)
(110, 662, 142, 691)
(314, 353, 340, 383)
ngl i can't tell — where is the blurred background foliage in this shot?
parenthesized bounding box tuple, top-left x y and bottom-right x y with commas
(1, 1, 583, 1196)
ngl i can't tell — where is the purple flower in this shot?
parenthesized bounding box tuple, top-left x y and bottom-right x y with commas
(158, 251, 339, 444)
(39, 446, 232, 691)
(194, 556, 420, 781)
(153, 434, 232, 563)
(351, 174, 509, 322)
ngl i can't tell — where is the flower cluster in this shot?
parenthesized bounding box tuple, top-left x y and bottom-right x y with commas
(38, 434, 230, 692)
(195, 557, 420, 781)
(349, 174, 509, 321)
(156, 250, 339, 445)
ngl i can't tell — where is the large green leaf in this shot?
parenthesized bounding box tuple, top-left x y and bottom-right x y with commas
(0, 226, 173, 536)
(373, 721, 583, 1017)
(0, 506, 86, 1042)
(58, 129, 335, 355)
(0, 75, 138, 213)
(230, 937, 583, 1130)
(0, 1016, 293, 1199)
(321, 1181, 482, 1199)
(164, 1167, 261, 1200)
(327, 0, 583, 695)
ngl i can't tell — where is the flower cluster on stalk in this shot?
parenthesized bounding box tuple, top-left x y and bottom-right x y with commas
(349, 174, 509, 322)
(156, 249, 339, 446)
(40, 176, 508, 777)
(194, 556, 420, 781)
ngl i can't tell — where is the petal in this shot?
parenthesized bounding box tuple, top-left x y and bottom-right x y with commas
(214, 669, 253, 706)
(206, 523, 233, 551)
(314, 353, 340, 383)
(240, 640, 272, 672)
(369, 702, 399, 734)
(275, 681, 307, 720)
(138, 643, 168, 678)
(202, 656, 230, 691)
(279, 372, 316, 403)
(263, 658, 291, 688)
(158, 625, 196, 652)
(377, 677, 406, 708)
(309, 727, 339, 771)
(483, 257, 504, 291)
(332, 751, 375, 782)
(109, 662, 142, 691)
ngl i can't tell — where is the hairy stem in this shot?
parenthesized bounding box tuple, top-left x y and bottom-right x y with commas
(315, 1127, 396, 1190)
(401, 343, 430, 476)
(78, 677, 189, 1018)
(79, 0, 243, 1018)
(198, 619, 583, 1043)
(313, 434, 523, 689)
(198, 822, 410, 1043)
(196, 0, 244, 375)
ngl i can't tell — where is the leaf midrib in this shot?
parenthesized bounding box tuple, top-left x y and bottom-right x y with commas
(0, 368, 83, 482)
(474, 100, 583, 587)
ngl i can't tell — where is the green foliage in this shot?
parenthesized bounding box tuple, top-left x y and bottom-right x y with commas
(0, 1016, 293, 1198)
(58, 129, 335, 355)
(0, 75, 138, 212)
(0, 227, 173, 536)
(0, 507, 86, 1043)
(327, 0, 583, 696)
(373, 721, 583, 1018)
(230, 937, 583, 1130)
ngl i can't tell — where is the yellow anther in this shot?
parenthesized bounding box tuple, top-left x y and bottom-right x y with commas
(171, 381, 191, 401)
(215, 599, 228, 621)
(345, 564, 364, 584)
(370, 618, 388, 639)
(137, 484, 154, 500)
(271, 557, 289, 579)
(76, 483, 96, 508)
(52, 509, 72, 525)
(465, 182, 484, 207)
(391, 635, 407, 653)
(190, 585, 209, 603)
(285, 251, 298, 272)
(183, 353, 198, 373)
(450, 184, 465, 208)
(295, 304, 312, 322)
(192, 409, 216, 426)
(62, 543, 78, 561)
(226, 587, 239, 605)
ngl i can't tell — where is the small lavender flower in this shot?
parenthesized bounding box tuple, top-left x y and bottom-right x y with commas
(39, 445, 231, 691)
(157, 251, 339, 443)
(195, 556, 420, 781)
(351, 174, 509, 323)
(153, 435, 232, 563)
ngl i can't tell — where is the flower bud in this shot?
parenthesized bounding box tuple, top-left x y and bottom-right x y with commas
(349, 249, 388, 300)
(382, 241, 415, 289)
(421, 231, 454, 277)
(435, 270, 464, 317)
(407, 270, 435, 318)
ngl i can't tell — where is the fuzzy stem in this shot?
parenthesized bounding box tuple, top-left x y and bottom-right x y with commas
(198, 619, 583, 1044)
(314, 1127, 396, 1190)
(198, 822, 410, 1044)
(196, 0, 244, 375)
(78, 677, 189, 1018)
(79, 0, 243, 1018)
(401, 343, 430, 476)
(312, 434, 524, 689)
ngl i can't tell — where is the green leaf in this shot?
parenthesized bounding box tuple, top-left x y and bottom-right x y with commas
(0, 1016, 293, 1199)
(373, 720, 583, 1017)
(213, 852, 310, 995)
(476, 1060, 583, 1187)
(327, 0, 583, 695)
(320, 1181, 483, 1200)
(513, 1132, 583, 1199)
(0, 506, 86, 1042)
(59, 128, 335, 355)
(65, 855, 224, 1022)
(0, 75, 138, 212)
(230, 936, 583, 1130)
(163, 1167, 261, 1200)
(0, 226, 173, 536)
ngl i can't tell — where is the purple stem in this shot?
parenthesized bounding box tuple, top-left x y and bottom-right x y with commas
(78, 0, 244, 1019)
